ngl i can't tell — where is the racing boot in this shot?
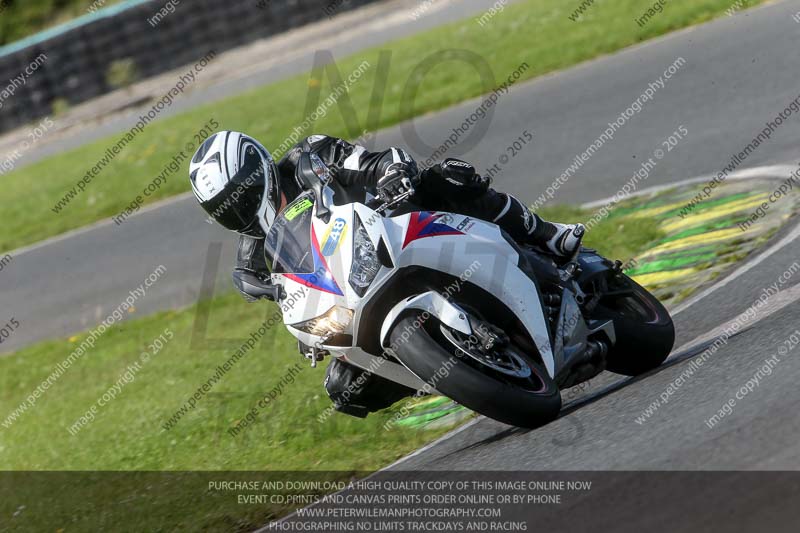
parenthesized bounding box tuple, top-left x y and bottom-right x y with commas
(537, 220, 586, 258)
(494, 194, 585, 257)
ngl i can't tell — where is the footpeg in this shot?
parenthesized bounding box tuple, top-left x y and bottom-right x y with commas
(299, 340, 327, 368)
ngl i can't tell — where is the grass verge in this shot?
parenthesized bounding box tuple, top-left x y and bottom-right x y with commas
(0, 0, 764, 253)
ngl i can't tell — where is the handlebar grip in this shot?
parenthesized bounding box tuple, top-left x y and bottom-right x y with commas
(366, 196, 385, 210)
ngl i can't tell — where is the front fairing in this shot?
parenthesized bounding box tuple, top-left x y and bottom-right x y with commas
(267, 200, 555, 377)
(360, 209, 556, 377)
(267, 198, 373, 334)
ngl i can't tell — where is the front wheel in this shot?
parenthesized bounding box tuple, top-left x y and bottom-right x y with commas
(593, 274, 675, 376)
(388, 312, 561, 428)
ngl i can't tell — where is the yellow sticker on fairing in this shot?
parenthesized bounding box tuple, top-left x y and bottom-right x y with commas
(284, 198, 313, 221)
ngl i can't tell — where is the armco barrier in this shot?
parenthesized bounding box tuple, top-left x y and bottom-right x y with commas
(0, 0, 379, 134)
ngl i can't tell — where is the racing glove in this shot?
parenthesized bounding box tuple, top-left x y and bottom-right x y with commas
(376, 161, 419, 200)
(233, 235, 282, 302)
(419, 158, 490, 199)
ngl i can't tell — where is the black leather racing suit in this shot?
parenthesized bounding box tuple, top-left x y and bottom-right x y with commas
(235, 134, 556, 418)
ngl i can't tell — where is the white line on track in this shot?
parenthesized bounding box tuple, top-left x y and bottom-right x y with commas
(579, 163, 800, 317)
(5, 191, 194, 259)
(380, 416, 482, 470)
(673, 281, 800, 358)
(581, 164, 796, 209)
(255, 416, 484, 531)
(671, 220, 800, 316)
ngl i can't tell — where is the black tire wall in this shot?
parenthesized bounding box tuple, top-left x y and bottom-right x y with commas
(0, 0, 381, 133)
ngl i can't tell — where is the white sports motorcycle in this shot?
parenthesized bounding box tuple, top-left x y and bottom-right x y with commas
(240, 153, 674, 428)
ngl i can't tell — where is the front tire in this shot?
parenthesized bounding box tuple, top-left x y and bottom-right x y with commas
(389, 313, 561, 428)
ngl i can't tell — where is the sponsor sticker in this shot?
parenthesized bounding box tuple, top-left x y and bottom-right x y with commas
(322, 218, 348, 256)
(284, 198, 313, 221)
(438, 213, 456, 226)
(522, 209, 532, 231)
(456, 217, 472, 231)
(445, 158, 471, 168)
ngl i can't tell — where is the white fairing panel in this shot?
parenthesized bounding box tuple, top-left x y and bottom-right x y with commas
(379, 291, 473, 348)
(274, 205, 357, 327)
(271, 202, 556, 377)
(358, 208, 556, 377)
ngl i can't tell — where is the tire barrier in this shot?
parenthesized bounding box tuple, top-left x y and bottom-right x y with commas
(0, 0, 380, 134)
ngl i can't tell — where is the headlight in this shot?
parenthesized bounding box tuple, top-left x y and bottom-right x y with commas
(348, 215, 381, 296)
(292, 306, 354, 337)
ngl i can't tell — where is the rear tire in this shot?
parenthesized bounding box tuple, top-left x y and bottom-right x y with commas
(389, 313, 562, 428)
(594, 275, 674, 376)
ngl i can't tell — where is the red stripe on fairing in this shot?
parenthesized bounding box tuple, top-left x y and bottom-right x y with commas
(402, 212, 463, 249)
(311, 230, 330, 274)
(282, 228, 344, 296)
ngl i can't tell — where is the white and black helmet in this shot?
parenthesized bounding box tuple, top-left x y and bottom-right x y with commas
(189, 131, 280, 236)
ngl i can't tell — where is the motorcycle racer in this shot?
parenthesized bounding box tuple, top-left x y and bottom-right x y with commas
(188, 130, 585, 418)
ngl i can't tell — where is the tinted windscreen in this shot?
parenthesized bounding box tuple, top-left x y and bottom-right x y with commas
(264, 194, 315, 274)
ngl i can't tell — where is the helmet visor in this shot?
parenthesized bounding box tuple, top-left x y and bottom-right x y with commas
(202, 151, 266, 235)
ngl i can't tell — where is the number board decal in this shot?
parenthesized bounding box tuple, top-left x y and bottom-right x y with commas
(322, 218, 348, 256)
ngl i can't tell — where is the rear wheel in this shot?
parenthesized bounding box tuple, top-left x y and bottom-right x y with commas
(388, 311, 561, 428)
(593, 274, 674, 376)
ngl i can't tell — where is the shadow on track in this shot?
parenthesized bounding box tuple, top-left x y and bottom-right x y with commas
(436, 328, 755, 457)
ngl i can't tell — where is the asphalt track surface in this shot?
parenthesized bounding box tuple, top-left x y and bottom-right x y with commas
(3, 0, 800, 481)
